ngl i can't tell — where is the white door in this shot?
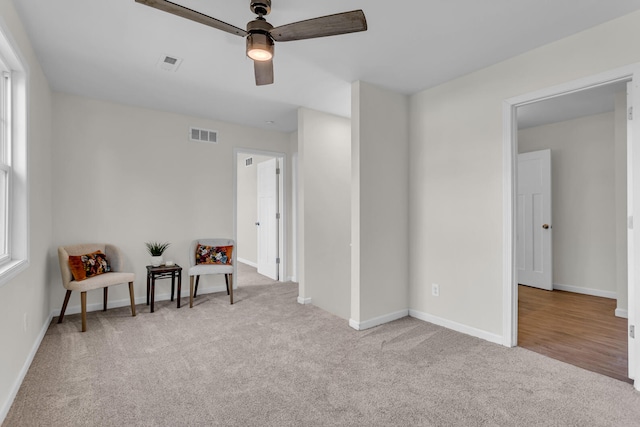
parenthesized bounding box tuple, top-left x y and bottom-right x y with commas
(257, 158, 279, 280)
(517, 149, 552, 290)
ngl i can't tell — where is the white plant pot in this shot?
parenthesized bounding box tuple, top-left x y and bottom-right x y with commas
(150, 255, 163, 267)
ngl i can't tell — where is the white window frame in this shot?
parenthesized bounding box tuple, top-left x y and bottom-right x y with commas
(0, 19, 29, 287)
(0, 67, 12, 265)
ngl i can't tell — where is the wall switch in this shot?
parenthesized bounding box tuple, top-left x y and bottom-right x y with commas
(432, 283, 440, 297)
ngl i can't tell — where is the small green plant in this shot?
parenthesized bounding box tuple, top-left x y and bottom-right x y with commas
(145, 241, 170, 256)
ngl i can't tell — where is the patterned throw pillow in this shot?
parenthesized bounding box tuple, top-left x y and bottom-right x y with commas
(196, 244, 233, 265)
(68, 251, 111, 281)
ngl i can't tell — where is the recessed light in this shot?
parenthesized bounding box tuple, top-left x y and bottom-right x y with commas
(265, 120, 275, 124)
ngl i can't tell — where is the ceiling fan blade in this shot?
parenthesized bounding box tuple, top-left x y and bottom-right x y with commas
(254, 59, 274, 86)
(135, 0, 247, 37)
(270, 10, 367, 42)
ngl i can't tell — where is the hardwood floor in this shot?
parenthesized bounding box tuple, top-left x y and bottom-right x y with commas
(518, 285, 631, 383)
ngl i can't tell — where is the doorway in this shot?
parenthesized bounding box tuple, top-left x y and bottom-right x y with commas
(234, 148, 286, 284)
(515, 86, 629, 381)
(503, 65, 640, 390)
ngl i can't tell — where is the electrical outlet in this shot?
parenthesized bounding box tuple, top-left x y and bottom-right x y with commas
(432, 283, 440, 297)
(23, 312, 28, 332)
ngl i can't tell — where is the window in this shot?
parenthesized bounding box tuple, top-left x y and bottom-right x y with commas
(0, 22, 28, 286)
(0, 65, 11, 263)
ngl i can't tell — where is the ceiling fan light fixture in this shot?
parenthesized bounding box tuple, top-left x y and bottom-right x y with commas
(246, 33, 274, 61)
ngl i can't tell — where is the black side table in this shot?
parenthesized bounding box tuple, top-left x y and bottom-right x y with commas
(146, 264, 182, 313)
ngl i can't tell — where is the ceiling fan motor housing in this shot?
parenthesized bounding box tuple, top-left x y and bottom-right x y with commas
(250, 0, 271, 16)
(246, 18, 274, 61)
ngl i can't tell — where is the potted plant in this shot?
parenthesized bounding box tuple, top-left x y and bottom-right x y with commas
(145, 241, 170, 267)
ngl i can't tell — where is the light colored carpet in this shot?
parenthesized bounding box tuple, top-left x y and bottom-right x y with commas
(4, 270, 640, 426)
(236, 262, 280, 286)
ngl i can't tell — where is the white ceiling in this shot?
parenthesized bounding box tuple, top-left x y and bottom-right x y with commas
(518, 80, 630, 129)
(13, 0, 640, 132)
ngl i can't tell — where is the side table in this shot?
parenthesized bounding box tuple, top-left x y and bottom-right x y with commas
(146, 264, 182, 313)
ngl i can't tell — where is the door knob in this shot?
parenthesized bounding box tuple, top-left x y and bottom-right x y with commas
(542, 224, 550, 229)
(255, 222, 260, 226)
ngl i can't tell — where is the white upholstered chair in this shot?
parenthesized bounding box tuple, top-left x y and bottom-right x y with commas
(57, 243, 136, 332)
(189, 238, 236, 307)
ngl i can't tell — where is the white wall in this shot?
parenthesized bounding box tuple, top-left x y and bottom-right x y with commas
(50, 93, 292, 314)
(236, 153, 273, 265)
(297, 108, 351, 319)
(519, 112, 617, 295)
(409, 10, 640, 338)
(351, 82, 409, 327)
(0, 0, 53, 420)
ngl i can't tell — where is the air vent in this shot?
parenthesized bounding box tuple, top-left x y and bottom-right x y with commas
(157, 54, 183, 72)
(189, 127, 218, 144)
(245, 157, 253, 167)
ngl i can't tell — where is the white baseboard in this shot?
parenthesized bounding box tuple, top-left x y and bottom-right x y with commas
(238, 258, 258, 268)
(552, 283, 617, 300)
(349, 309, 409, 331)
(409, 309, 503, 345)
(615, 308, 629, 319)
(0, 311, 53, 424)
(297, 296, 312, 305)
(51, 285, 229, 317)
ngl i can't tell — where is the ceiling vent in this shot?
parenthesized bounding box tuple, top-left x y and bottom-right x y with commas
(245, 157, 253, 167)
(189, 127, 218, 144)
(158, 54, 183, 72)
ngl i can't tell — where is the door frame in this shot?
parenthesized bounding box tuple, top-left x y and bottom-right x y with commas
(502, 64, 640, 389)
(291, 152, 298, 283)
(233, 147, 287, 282)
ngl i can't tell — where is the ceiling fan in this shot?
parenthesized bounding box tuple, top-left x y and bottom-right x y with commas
(135, 0, 368, 86)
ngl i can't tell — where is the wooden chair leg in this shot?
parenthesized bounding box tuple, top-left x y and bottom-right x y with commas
(129, 282, 136, 317)
(225, 274, 230, 295)
(194, 275, 200, 298)
(190, 275, 194, 308)
(103, 287, 108, 311)
(81, 291, 87, 332)
(177, 272, 182, 309)
(58, 290, 72, 324)
(229, 274, 234, 305)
